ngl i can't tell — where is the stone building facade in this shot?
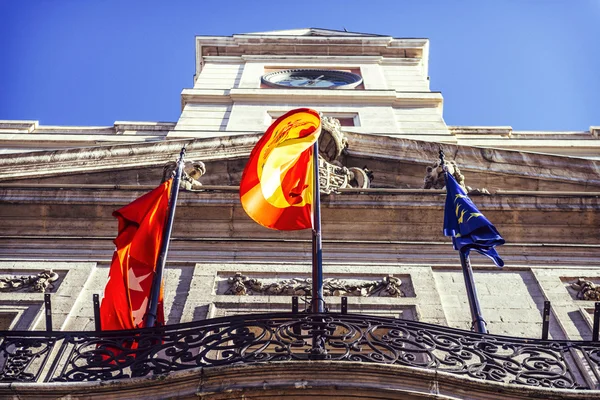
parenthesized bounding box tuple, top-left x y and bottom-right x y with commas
(0, 28, 599, 398)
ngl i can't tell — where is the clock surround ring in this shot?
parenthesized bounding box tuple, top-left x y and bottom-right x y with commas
(261, 69, 363, 89)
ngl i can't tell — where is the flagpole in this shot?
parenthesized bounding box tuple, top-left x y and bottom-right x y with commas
(311, 141, 324, 313)
(440, 150, 488, 334)
(145, 147, 186, 328)
(459, 249, 488, 333)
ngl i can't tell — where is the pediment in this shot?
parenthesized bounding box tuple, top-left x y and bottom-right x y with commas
(1, 131, 599, 193)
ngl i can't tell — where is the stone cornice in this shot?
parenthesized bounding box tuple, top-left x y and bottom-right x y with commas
(195, 34, 428, 78)
(0, 121, 175, 135)
(0, 121, 38, 132)
(180, 88, 443, 107)
(344, 132, 600, 187)
(1, 130, 599, 188)
(197, 34, 427, 48)
(199, 55, 423, 67)
(0, 134, 260, 181)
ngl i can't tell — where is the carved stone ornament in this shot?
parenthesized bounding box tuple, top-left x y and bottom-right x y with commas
(0, 270, 59, 293)
(162, 160, 206, 190)
(317, 115, 372, 194)
(225, 272, 404, 297)
(570, 278, 600, 301)
(319, 116, 348, 162)
(423, 159, 489, 194)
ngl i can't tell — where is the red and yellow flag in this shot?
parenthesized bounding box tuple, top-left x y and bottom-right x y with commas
(240, 108, 321, 230)
(100, 179, 171, 330)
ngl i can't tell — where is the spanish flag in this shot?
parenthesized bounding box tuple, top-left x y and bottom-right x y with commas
(240, 108, 321, 230)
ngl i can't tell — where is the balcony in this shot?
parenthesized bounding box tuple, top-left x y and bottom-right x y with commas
(1, 312, 599, 398)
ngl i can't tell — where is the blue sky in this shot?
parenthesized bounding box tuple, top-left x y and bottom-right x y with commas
(0, 0, 598, 131)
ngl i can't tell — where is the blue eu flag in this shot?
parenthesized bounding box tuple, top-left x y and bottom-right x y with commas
(443, 172, 505, 267)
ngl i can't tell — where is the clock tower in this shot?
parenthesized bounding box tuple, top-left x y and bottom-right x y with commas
(170, 28, 453, 143)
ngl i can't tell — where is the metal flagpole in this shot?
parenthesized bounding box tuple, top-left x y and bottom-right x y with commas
(311, 141, 325, 313)
(440, 150, 488, 334)
(145, 147, 186, 328)
(459, 250, 488, 333)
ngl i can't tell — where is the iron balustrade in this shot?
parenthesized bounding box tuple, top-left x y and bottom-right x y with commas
(0, 312, 599, 389)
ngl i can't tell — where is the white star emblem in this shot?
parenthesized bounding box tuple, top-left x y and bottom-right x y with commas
(128, 268, 152, 292)
(131, 296, 148, 326)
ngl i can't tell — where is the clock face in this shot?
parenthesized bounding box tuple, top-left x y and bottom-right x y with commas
(261, 69, 362, 89)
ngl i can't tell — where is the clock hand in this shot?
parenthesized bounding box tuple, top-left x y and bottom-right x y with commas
(294, 77, 312, 86)
(306, 75, 325, 86)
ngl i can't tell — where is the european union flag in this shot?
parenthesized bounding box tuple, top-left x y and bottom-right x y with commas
(443, 172, 505, 267)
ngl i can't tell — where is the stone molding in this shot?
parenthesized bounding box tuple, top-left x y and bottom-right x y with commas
(180, 88, 444, 107)
(344, 131, 600, 187)
(0, 135, 258, 181)
(0, 121, 175, 135)
(1, 130, 600, 189)
(0, 121, 38, 132)
(450, 126, 513, 137)
(1, 361, 597, 399)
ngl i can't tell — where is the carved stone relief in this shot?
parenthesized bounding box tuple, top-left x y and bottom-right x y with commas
(423, 159, 489, 194)
(0, 270, 59, 293)
(570, 278, 600, 301)
(225, 273, 404, 297)
(319, 116, 348, 162)
(157, 117, 371, 193)
(423, 159, 465, 190)
(318, 116, 372, 194)
(162, 160, 206, 190)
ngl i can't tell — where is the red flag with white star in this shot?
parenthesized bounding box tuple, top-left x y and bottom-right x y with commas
(100, 179, 171, 330)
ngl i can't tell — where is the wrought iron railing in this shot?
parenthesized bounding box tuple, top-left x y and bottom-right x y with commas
(1, 313, 599, 390)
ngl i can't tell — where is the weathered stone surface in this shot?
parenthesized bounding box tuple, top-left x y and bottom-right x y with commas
(2, 361, 599, 399)
(0, 27, 599, 398)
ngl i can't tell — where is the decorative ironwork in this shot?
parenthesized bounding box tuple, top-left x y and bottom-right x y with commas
(571, 278, 600, 301)
(225, 273, 404, 297)
(0, 335, 57, 381)
(1, 313, 599, 390)
(0, 270, 59, 293)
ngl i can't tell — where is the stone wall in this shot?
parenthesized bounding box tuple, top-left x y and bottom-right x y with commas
(2, 258, 599, 342)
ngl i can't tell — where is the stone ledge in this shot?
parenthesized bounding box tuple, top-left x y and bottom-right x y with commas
(0, 120, 38, 133)
(450, 126, 513, 137)
(1, 361, 597, 399)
